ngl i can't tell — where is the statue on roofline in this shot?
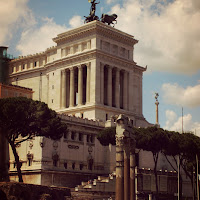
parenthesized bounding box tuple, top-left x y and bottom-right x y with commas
(84, 0, 100, 23)
(84, 0, 118, 27)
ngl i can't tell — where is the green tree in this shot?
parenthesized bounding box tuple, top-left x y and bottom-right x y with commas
(133, 126, 168, 197)
(97, 127, 116, 146)
(0, 97, 68, 182)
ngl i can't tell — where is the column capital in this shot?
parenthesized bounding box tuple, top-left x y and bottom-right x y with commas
(61, 69, 66, 74)
(116, 136, 125, 147)
(78, 65, 83, 70)
(85, 62, 91, 68)
(107, 65, 113, 70)
(69, 67, 75, 72)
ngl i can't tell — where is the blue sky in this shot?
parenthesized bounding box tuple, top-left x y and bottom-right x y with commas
(1, 0, 200, 134)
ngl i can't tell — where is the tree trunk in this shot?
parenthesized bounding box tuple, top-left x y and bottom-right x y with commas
(153, 153, 159, 199)
(10, 141, 23, 182)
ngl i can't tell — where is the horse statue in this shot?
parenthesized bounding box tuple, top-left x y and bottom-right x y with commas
(84, 15, 99, 23)
(101, 14, 118, 26)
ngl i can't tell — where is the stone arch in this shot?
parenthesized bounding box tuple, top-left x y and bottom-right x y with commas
(0, 190, 8, 200)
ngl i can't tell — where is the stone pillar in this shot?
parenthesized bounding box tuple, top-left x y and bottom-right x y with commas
(61, 69, 66, 108)
(86, 63, 90, 103)
(78, 66, 83, 105)
(115, 68, 120, 108)
(116, 137, 124, 200)
(123, 71, 128, 110)
(100, 63, 104, 104)
(130, 139, 136, 200)
(124, 137, 130, 200)
(108, 66, 112, 106)
(46, 74, 49, 104)
(69, 68, 75, 107)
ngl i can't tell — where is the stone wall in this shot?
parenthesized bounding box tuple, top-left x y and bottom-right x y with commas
(0, 182, 71, 200)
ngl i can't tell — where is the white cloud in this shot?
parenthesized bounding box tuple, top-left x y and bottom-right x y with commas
(162, 82, 200, 108)
(0, 0, 35, 45)
(69, 16, 84, 29)
(16, 18, 67, 55)
(164, 110, 200, 136)
(106, 0, 116, 4)
(111, 0, 200, 74)
(16, 15, 85, 56)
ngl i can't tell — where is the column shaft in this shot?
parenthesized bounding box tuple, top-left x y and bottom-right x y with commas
(61, 70, 66, 108)
(86, 63, 90, 103)
(108, 66, 112, 106)
(78, 66, 83, 105)
(100, 64, 104, 104)
(124, 139, 130, 200)
(116, 137, 124, 200)
(123, 71, 128, 110)
(115, 68, 120, 108)
(69, 68, 75, 107)
(130, 150, 136, 200)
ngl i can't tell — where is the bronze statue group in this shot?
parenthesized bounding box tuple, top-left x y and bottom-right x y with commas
(84, 0, 117, 26)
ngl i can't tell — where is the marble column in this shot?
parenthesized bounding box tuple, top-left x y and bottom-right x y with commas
(115, 68, 120, 108)
(100, 63, 104, 104)
(130, 139, 136, 200)
(46, 74, 49, 105)
(61, 69, 66, 108)
(123, 71, 128, 110)
(69, 68, 75, 107)
(116, 137, 124, 200)
(108, 66, 112, 107)
(78, 66, 83, 105)
(86, 63, 90, 103)
(124, 137, 130, 200)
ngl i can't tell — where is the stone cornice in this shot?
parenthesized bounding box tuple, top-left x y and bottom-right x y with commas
(45, 49, 146, 72)
(53, 21, 138, 46)
(9, 67, 46, 78)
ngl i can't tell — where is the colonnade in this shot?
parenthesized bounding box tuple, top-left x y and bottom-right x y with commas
(100, 64, 129, 110)
(60, 62, 130, 110)
(61, 63, 90, 108)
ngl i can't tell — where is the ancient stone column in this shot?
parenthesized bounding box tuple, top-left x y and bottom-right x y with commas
(61, 69, 66, 108)
(78, 66, 83, 105)
(115, 68, 120, 108)
(130, 139, 136, 200)
(124, 137, 130, 200)
(123, 71, 128, 110)
(116, 137, 124, 200)
(69, 68, 75, 107)
(86, 63, 90, 103)
(108, 66, 112, 106)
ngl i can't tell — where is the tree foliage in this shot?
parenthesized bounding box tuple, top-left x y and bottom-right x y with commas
(0, 97, 68, 182)
(97, 127, 116, 146)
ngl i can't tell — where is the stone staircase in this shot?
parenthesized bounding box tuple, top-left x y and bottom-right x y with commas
(74, 172, 116, 193)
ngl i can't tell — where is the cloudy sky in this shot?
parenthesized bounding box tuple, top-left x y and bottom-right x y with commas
(1, 0, 200, 135)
